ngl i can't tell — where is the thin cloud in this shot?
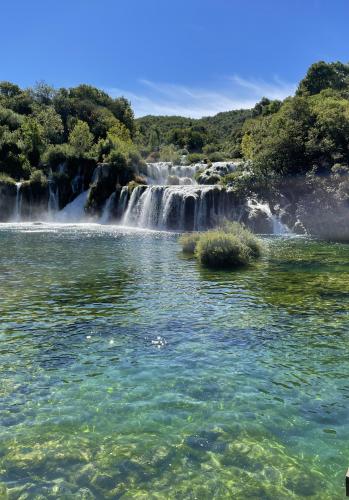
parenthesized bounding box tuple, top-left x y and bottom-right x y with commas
(107, 76, 296, 118)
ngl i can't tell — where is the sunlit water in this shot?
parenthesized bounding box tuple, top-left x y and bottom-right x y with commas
(0, 223, 348, 499)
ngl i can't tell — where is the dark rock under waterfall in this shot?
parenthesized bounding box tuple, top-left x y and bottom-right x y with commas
(0, 180, 16, 221)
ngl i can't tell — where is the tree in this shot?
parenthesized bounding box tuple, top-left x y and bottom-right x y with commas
(34, 106, 64, 143)
(297, 61, 349, 96)
(31, 81, 56, 105)
(20, 117, 45, 166)
(0, 81, 21, 98)
(68, 120, 93, 156)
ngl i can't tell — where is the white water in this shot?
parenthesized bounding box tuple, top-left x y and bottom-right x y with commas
(122, 185, 234, 231)
(2, 162, 292, 233)
(56, 190, 89, 222)
(142, 162, 202, 185)
(100, 193, 115, 224)
(12, 182, 22, 221)
(247, 198, 289, 235)
(48, 182, 59, 214)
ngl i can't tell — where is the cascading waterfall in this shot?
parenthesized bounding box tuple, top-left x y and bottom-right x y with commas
(56, 190, 90, 222)
(121, 185, 235, 231)
(142, 162, 201, 185)
(0, 160, 292, 233)
(100, 193, 116, 224)
(13, 182, 22, 221)
(48, 181, 59, 214)
(247, 198, 289, 235)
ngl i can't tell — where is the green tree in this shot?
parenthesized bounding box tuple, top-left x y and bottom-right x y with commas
(297, 61, 349, 96)
(34, 106, 64, 143)
(20, 117, 45, 166)
(68, 120, 93, 156)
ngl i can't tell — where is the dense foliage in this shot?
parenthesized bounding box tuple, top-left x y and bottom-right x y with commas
(136, 109, 252, 162)
(0, 81, 138, 182)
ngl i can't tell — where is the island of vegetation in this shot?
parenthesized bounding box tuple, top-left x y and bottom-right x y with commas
(180, 222, 263, 269)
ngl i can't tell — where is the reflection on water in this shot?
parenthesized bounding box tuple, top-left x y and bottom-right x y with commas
(0, 223, 348, 498)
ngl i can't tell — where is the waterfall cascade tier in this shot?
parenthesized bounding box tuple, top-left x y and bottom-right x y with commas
(121, 185, 242, 231)
(141, 162, 202, 185)
(0, 161, 291, 233)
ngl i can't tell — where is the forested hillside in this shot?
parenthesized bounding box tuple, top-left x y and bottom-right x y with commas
(0, 81, 141, 182)
(136, 108, 252, 161)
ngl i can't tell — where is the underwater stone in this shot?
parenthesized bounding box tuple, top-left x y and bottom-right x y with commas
(91, 472, 117, 491)
(75, 463, 97, 486)
(76, 487, 96, 499)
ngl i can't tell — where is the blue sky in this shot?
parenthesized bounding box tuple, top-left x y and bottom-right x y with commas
(1, 0, 349, 117)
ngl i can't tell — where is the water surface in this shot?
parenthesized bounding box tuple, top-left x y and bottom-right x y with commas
(0, 223, 348, 499)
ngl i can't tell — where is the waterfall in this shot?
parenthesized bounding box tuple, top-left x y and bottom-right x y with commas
(13, 182, 22, 221)
(247, 199, 289, 235)
(56, 190, 89, 222)
(48, 181, 59, 214)
(71, 172, 84, 194)
(142, 162, 202, 185)
(121, 185, 234, 231)
(100, 193, 116, 224)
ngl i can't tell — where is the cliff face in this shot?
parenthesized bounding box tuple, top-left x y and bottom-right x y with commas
(0, 181, 16, 221)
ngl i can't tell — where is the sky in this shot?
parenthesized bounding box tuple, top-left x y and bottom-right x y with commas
(1, 0, 349, 118)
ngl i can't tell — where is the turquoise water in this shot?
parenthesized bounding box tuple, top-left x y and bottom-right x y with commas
(0, 223, 348, 499)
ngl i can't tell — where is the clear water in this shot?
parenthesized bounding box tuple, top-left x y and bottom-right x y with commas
(0, 223, 348, 499)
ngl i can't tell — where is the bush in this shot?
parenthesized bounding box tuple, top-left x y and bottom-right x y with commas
(220, 221, 263, 258)
(0, 172, 16, 186)
(208, 151, 226, 162)
(179, 232, 201, 254)
(195, 231, 250, 268)
(187, 153, 205, 164)
(29, 169, 48, 187)
(159, 144, 181, 163)
(42, 143, 73, 168)
(179, 222, 263, 269)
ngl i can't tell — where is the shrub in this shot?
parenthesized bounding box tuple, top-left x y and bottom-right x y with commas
(208, 151, 226, 162)
(159, 144, 181, 163)
(195, 231, 250, 268)
(179, 232, 201, 254)
(29, 169, 48, 187)
(0, 172, 16, 186)
(187, 153, 205, 164)
(42, 143, 73, 168)
(220, 221, 263, 258)
(179, 222, 263, 269)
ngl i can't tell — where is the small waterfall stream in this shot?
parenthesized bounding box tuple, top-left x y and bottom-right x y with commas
(56, 190, 90, 222)
(100, 193, 116, 224)
(247, 199, 289, 235)
(48, 181, 59, 214)
(13, 182, 22, 221)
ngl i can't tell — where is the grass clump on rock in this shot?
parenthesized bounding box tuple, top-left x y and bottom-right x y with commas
(179, 232, 202, 254)
(179, 221, 263, 269)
